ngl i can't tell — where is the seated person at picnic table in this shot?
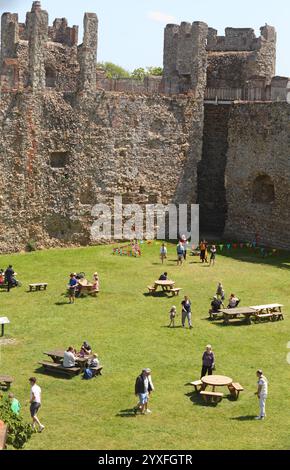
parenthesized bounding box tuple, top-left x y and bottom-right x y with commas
(228, 294, 240, 309)
(210, 295, 224, 313)
(159, 272, 168, 281)
(78, 341, 92, 357)
(88, 354, 99, 369)
(63, 346, 77, 368)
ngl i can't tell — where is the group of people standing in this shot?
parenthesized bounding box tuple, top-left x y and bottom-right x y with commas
(199, 240, 217, 266)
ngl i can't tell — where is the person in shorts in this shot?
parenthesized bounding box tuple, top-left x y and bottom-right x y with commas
(29, 377, 45, 432)
(168, 306, 177, 328)
(134, 368, 154, 415)
(68, 273, 77, 304)
(177, 243, 184, 266)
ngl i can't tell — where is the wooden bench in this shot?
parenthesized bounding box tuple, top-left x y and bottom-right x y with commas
(254, 313, 275, 323)
(90, 365, 103, 377)
(170, 288, 182, 296)
(29, 283, 48, 292)
(0, 375, 14, 390)
(200, 390, 224, 404)
(272, 312, 284, 321)
(38, 361, 81, 377)
(0, 421, 8, 451)
(147, 286, 156, 294)
(209, 310, 223, 320)
(228, 382, 244, 400)
(190, 380, 203, 393)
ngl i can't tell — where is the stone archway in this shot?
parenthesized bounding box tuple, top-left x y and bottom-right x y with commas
(252, 174, 275, 203)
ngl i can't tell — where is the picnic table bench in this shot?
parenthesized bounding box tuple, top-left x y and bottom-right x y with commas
(38, 361, 81, 377)
(250, 304, 284, 322)
(0, 375, 14, 390)
(169, 288, 182, 297)
(0, 317, 10, 337)
(90, 365, 103, 377)
(0, 421, 8, 451)
(221, 308, 256, 325)
(200, 390, 224, 404)
(29, 283, 48, 292)
(228, 382, 244, 400)
(190, 380, 203, 393)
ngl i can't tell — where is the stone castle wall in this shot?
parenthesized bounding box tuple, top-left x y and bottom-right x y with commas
(0, 90, 204, 252)
(0, 2, 289, 252)
(224, 103, 290, 249)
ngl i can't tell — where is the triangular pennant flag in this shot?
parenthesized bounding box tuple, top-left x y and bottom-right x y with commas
(219, 245, 224, 251)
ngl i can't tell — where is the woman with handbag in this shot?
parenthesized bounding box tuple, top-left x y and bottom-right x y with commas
(201, 345, 215, 378)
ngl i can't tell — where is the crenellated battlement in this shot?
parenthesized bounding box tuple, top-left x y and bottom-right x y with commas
(207, 25, 276, 52)
(0, 1, 97, 92)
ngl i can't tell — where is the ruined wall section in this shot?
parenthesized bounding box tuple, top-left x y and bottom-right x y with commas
(224, 103, 290, 249)
(0, 90, 203, 252)
(78, 13, 98, 92)
(163, 21, 208, 96)
(207, 26, 276, 88)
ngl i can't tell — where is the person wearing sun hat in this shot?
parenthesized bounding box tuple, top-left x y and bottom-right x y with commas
(134, 368, 155, 415)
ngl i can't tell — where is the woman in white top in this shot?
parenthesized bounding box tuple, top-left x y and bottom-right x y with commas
(160, 243, 167, 264)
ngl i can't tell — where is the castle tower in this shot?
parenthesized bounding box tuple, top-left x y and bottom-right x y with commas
(1, 13, 19, 63)
(27, 1, 48, 90)
(163, 21, 208, 95)
(78, 13, 98, 92)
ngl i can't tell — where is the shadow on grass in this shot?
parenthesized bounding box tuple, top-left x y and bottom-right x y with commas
(160, 325, 183, 329)
(35, 367, 73, 380)
(212, 320, 251, 328)
(219, 248, 290, 271)
(143, 292, 174, 298)
(230, 415, 257, 421)
(185, 390, 215, 407)
(116, 408, 138, 418)
(55, 301, 70, 306)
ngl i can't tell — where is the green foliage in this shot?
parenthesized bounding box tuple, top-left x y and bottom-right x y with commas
(146, 66, 163, 76)
(97, 62, 130, 79)
(131, 67, 146, 81)
(26, 240, 37, 252)
(0, 397, 33, 449)
(131, 66, 163, 80)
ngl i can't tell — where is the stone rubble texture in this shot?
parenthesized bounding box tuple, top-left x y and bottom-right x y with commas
(0, 2, 289, 252)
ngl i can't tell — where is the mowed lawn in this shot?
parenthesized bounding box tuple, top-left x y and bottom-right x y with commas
(0, 243, 289, 450)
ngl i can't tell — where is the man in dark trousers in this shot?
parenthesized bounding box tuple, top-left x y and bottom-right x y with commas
(134, 368, 154, 415)
(5, 265, 15, 292)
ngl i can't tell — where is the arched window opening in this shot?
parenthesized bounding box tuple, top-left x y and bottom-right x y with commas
(252, 175, 275, 204)
(45, 66, 56, 88)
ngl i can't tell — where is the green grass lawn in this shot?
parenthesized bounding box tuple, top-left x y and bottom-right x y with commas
(0, 243, 289, 450)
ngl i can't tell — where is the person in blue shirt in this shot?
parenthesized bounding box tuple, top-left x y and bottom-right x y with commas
(68, 273, 78, 304)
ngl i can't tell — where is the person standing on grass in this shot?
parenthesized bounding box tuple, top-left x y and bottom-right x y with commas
(181, 296, 193, 329)
(209, 245, 217, 266)
(255, 370, 268, 420)
(160, 243, 167, 264)
(9, 393, 21, 415)
(68, 273, 77, 304)
(134, 368, 154, 415)
(201, 345, 215, 378)
(168, 306, 177, 328)
(29, 377, 45, 432)
(181, 235, 188, 261)
(5, 265, 15, 292)
(216, 282, 225, 301)
(177, 242, 184, 266)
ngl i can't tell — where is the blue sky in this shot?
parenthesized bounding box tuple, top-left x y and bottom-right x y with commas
(1, 0, 289, 76)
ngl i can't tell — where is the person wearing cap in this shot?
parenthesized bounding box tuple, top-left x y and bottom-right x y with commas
(201, 345, 215, 378)
(255, 370, 268, 420)
(134, 368, 154, 415)
(210, 295, 224, 314)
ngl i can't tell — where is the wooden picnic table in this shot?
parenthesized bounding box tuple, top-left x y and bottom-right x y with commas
(44, 350, 93, 370)
(249, 304, 284, 322)
(154, 280, 175, 291)
(221, 307, 256, 325)
(0, 317, 10, 337)
(202, 375, 233, 392)
(77, 280, 97, 296)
